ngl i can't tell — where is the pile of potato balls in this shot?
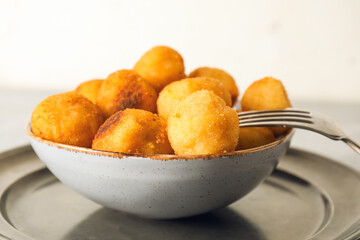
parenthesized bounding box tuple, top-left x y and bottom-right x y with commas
(31, 46, 291, 155)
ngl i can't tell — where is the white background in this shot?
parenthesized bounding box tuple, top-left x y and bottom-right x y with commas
(0, 0, 359, 102)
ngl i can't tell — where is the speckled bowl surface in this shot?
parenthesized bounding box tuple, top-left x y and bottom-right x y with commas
(26, 123, 293, 219)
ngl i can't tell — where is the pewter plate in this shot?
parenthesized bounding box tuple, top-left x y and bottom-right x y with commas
(0, 146, 359, 240)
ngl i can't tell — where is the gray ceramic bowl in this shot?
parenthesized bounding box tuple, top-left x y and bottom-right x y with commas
(26, 123, 293, 219)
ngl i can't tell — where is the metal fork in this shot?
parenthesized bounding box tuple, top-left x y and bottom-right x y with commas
(238, 108, 360, 154)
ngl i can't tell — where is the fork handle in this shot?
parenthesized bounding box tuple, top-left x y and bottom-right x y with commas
(343, 137, 360, 154)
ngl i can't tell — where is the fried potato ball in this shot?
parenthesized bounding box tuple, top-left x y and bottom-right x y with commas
(92, 109, 173, 154)
(96, 70, 157, 118)
(133, 46, 186, 92)
(31, 92, 104, 148)
(157, 77, 232, 120)
(241, 77, 292, 136)
(188, 67, 239, 106)
(167, 90, 239, 155)
(236, 127, 275, 150)
(75, 79, 103, 104)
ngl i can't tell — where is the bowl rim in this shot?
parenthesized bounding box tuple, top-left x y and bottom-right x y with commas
(25, 122, 294, 160)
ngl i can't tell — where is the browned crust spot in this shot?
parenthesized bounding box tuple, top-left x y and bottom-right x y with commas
(94, 111, 127, 139)
(114, 82, 143, 111)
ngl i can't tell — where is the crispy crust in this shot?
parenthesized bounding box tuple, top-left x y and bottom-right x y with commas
(241, 77, 292, 136)
(31, 91, 104, 148)
(94, 110, 126, 140)
(167, 90, 239, 155)
(96, 70, 157, 118)
(189, 67, 239, 106)
(75, 79, 104, 104)
(92, 109, 173, 154)
(157, 77, 232, 120)
(134, 46, 186, 92)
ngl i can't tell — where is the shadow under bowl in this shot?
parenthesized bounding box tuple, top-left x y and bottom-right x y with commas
(25, 123, 293, 219)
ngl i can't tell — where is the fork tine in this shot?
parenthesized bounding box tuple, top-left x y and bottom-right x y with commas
(238, 108, 310, 117)
(237, 108, 312, 122)
(239, 116, 314, 124)
(238, 112, 312, 121)
(239, 120, 312, 129)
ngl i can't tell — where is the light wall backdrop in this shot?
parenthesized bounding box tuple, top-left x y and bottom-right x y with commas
(0, 0, 359, 102)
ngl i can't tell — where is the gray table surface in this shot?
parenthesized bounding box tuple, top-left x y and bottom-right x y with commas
(1, 88, 360, 171)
